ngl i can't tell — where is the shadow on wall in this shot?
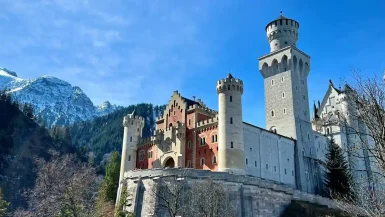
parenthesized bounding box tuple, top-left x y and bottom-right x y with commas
(280, 200, 352, 217)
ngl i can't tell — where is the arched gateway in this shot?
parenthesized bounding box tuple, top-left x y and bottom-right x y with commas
(164, 157, 175, 168)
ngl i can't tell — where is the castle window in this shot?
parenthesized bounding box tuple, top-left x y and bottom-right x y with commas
(281, 77, 284, 82)
(292, 170, 294, 176)
(230, 117, 233, 124)
(200, 158, 205, 166)
(303, 95, 306, 100)
(283, 108, 286, 114)
(271, 79, 274, 86)
(246, 158, 248, 165)
(188, 119, 191, 126)
(139, 150, 145, 161)
(286, 19, 288, 25)
(302, 149, 305, 156)
(274, 166, 277, 172)
(266, 164, 269, 170)
(308, 134, 310, 140)
(200, 137, 206, 146)
(230, 96, 232, 102)
(188, 141, 191, 149)
(295, 86, 298, 91)
(187, 160, 191, 168)
(211, 134, 218, 143)
(254, 161, 257, 167)
(285, 41, 287, 45)
(274, 21, 277, 26)
(287, 158, 289, 162)
(228, 85, 230, 90)
(215, 135, 217, 142)
(173, 110, 175, 115)
(250, 147, 252, 151)
(271, 110, 275, 117)
(230, 142, 233, 148)
(131, 120, 134, 125)
(280, 19, 282, 25)
(128, 155, 131, 161)
(282, 92, 285, 98)
(326, 128, 330, 135)
(130, 136, 132, 142)
(285, 169, 287, 174)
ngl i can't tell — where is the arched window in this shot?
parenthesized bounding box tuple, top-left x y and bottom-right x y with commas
(271, 110, 275, 117)
(326, 128, 330, 135)
(230, 96, 232, 102)
(245, 158, 248, 165)
(230, 117, 233, 124)
(130, 136, 132, 142)
(230, 142, 234, 148)
(212, 156, 217, 164)
(200, 158, 205, 166)
(282, 92, 285, 98)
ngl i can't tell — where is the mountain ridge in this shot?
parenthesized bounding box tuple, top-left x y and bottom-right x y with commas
(0, 68, 122, 128)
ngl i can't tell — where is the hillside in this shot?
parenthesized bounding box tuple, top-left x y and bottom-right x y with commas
(70, 103, 166, 166)
(0, 68, 121, 128)
(0, 91, 76, 211)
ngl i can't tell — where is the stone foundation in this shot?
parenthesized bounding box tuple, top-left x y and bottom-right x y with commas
(117, 168, 346, 217)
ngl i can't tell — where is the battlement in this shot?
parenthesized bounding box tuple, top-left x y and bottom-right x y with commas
(187, 104, 218, 114)
(196, 116, 219, 128)
(216, 74, 244, 94)
(123, 114, 145, 127)
(138, 137, 153, 144)
(154, 129, 164, 135)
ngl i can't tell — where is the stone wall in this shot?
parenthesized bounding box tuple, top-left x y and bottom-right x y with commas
(117, 168, 343, 217)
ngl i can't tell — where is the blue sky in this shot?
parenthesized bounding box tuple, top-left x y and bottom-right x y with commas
(1, 0, 385, 127)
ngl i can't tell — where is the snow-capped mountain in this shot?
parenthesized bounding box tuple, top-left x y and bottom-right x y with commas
(0, 68, 122, 127)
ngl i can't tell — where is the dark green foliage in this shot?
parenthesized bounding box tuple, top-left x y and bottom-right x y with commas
(0, 91, 75, 212)
(0, 188, 9, 217)
(324, 137, 355, 200)
(102, 151, 121, 202)
(70, 103, 166, 167)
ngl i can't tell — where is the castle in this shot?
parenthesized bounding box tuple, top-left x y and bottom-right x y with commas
(117, 13, 381, 214)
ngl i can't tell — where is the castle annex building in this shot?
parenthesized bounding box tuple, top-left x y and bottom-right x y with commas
(118, 13, 380, 198)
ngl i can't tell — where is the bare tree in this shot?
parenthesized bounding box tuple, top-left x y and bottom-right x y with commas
(324, 69, 385, 216)
(13, 152, 98, 217)
(340, 70, 385, 176)
(146, 169, 236, 217)
(333, 179, 385, 217)
(190, 179, 237, 217)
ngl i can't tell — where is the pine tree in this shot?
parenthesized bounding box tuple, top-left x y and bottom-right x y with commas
(0, 188, 9, 216)
(103, 151, 121, 202)
(324, 137, 355, 201)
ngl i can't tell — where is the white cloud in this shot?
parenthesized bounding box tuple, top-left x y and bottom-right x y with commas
(0, 0, 232, 106)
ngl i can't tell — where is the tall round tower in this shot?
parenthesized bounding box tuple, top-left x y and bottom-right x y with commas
(265, 12, 299, 52)
(216, 73, 245, 175)
(119, 110, 144, 182)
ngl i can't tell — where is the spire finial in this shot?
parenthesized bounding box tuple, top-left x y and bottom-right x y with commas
(280, 11, 283, 16)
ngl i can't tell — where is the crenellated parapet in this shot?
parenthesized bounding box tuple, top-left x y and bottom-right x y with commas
(216, 74, 244, 94)
(123, 114, 144, 127)
(187, 104, 218, 115)
(196, 116, 219, 128)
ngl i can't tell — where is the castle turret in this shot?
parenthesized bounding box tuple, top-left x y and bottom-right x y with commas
(216, 73, 245, 175)
(265, 11, 299, 52)
(119, 110, 145, 183)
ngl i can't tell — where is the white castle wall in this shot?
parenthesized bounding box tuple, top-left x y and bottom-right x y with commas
(243, 123, 296, 186)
